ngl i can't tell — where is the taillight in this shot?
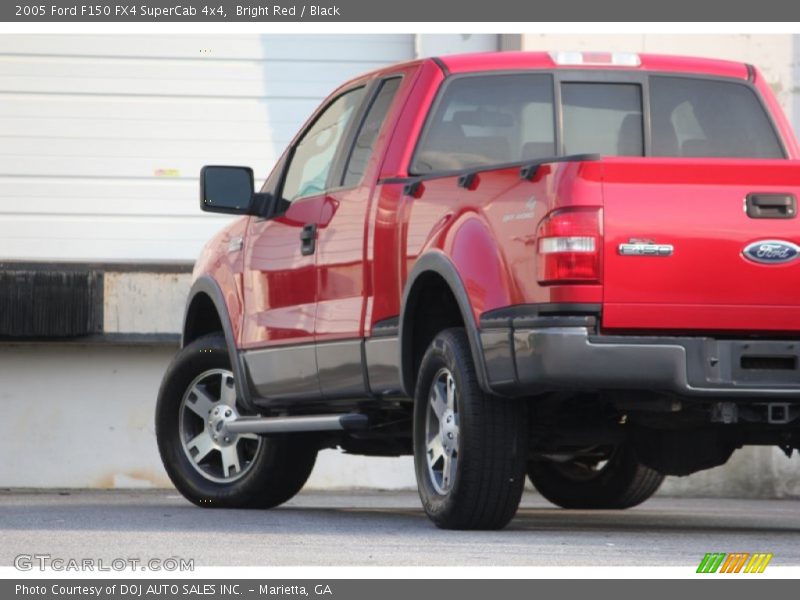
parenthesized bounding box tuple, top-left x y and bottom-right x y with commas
(537, 207, 602, 284)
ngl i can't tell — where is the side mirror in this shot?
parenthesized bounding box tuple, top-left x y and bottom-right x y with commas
(200, 165, 255, 215)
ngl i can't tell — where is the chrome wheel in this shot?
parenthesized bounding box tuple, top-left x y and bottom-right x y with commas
(178, 368, 262, 483)
(425, 367, 459, 495)
(413, 328, 528, 529)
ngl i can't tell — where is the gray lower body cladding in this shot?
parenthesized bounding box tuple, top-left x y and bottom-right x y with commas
(481, 319, 800, 399)
(241, 335, 406, 410)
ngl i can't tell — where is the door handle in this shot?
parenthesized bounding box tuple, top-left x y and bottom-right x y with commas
(746, 193, 796, 219)
(300, 223, 317, 256)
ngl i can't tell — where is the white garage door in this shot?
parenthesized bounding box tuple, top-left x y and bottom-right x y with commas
(0, 34, 414, 262)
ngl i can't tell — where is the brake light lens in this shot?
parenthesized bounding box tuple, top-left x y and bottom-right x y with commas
(549, 51, 641, 67)
(537, 208, 602, 284)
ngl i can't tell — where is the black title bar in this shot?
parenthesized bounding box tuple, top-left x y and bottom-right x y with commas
(4, 0, 800, 21)
(3, 579, 797, 600)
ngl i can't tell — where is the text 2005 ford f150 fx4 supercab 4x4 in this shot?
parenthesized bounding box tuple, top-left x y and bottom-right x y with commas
(156, 51, 800, 530)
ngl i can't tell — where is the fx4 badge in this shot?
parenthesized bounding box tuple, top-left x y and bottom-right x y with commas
(743, 240, 800, 264)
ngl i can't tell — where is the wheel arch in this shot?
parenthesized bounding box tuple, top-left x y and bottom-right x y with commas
(399, 251, 492, 398)
(182, 276, 254, 411)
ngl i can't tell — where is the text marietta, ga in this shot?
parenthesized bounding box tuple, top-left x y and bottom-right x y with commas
(16, 584, 334, 596)
(237, 4, 341, 17)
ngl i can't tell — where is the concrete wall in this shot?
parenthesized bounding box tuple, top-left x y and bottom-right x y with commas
(0, 344, 174, 488)
(0, 344, 414, 490)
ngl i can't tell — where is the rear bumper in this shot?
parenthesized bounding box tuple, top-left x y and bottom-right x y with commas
(480, 314, 800, 399)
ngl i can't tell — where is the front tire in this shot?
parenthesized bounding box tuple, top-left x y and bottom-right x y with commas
(528, 444, 664, 509)
(156, 333, 317, 509)
(413, 328, 528, 530)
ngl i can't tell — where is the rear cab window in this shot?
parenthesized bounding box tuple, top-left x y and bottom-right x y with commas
(411, 70, 784, 174)
(650, 76, 784, 158)
(561, 83, 643, 156)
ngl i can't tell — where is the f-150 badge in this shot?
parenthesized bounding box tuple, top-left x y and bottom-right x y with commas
(618, 240, 674, 256)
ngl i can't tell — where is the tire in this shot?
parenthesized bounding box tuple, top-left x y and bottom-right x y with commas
(527, 444, 664, 509)
(156, 333, 317, 509)
(413, 328, 528, 530)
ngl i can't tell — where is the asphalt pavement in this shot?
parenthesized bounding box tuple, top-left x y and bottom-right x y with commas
(1, 490, 799, 566)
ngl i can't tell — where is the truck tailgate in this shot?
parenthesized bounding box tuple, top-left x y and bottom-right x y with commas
(601, 158, 800, 333)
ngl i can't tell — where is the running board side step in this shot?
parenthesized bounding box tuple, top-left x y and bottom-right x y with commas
(223, 413, 368, 435)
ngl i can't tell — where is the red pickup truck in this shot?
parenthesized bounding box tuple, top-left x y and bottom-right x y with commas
(156, 51, 800, 530)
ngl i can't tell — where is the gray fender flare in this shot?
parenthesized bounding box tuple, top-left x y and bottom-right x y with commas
(183, 276, 255, 412)
(398, 251, 492, 398)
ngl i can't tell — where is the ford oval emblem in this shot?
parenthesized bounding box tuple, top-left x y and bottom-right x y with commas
(743, 240, 800, 264)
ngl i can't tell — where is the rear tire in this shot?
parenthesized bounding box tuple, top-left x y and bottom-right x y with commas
(156, 333, 317, 509)
(413, 328, 528, 530)
(528, 443, 664, 509)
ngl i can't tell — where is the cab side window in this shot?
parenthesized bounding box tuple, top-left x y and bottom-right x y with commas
(282, 87, 365, 202)
(342, 77, 402, 187)
(411, 74, 555, 174)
